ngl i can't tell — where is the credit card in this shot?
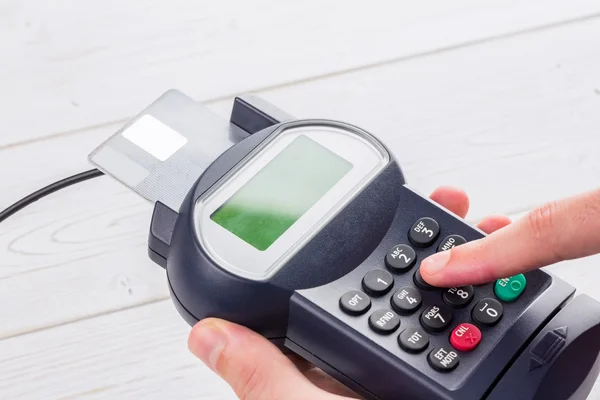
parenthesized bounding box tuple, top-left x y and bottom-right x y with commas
(88, 90, 243, 211)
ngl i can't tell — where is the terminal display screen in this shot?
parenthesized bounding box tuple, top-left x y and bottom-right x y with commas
(211, 135, 352, 251)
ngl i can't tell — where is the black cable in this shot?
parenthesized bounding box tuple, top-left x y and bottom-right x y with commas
(0, 169, 105, 224)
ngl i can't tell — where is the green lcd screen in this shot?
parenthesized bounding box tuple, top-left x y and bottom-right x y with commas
(210, 135, 353, 251)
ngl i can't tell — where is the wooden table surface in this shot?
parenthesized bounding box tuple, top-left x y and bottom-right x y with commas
(1, 1, 600, 398)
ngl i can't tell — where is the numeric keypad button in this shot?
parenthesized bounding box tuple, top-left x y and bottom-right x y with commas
(362, 269, 394, 296)
(495, 274, 527, 302)
(437, 234, 467, 252)
(421, 305, 453, 333)
(428, 347, 460, 372)
(398, 327, 430, 353)
(414, 268, 436, 290)
(409, 217, 440, 247)
(369, 309, 401, 334)
(443, 286, 474, 308)
(391, 286, 422, 314)
(472, 298, 504, 326)
(385, 244, 417, 273)
(339, 290, 371, 316)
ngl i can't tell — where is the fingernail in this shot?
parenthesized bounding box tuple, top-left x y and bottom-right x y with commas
(189, 322, 227, 371)
(421, 250, 451, 275)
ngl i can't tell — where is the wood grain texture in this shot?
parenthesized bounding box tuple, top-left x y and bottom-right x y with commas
(1, 1, 600, 399)
(1, 0, 600, 147)
(0, 301, 236, 400)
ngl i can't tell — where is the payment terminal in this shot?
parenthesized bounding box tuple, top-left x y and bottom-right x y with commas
(89, 90, 600, 400)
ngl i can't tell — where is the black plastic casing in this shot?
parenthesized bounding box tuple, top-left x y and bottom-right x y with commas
(147, 97, 600, 400)
(165, 120, 403, 339)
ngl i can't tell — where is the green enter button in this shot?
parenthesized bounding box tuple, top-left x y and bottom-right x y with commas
(495, 274, 527, 302)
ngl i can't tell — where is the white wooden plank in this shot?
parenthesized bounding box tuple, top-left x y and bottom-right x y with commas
(1, 256, 600, 400)
(0, 179, 149, 279)
(2, 0, 600, 146)
(241, 17, 600, 221)
(0, 196, 167, 339)
(0, 301, 236, 400)
(1, 15, 600, 340)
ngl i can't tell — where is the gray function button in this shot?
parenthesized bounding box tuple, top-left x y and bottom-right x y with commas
(421, 305, 453, 333)
(443, 286, 474, 308)
(398, 327, 430, 353)
(362, 269, 394, 296)
(369, 309, 401, 334)
(385, 244, 416, 273)
(339, 290, 371, 316)
(428, 347, 460, 372)
(437, 234, 467, 252)
(409, 217, 440, 247)
(391, 286, 422, 314)
(472, 298, 504, 326)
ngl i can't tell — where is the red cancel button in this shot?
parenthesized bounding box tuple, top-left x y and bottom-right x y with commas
(450, 323, 482, 352)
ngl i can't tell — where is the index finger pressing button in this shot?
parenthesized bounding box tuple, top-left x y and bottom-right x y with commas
(414, 268, 438, 291)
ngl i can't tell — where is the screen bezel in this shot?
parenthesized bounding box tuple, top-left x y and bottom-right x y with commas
(193, 120, 390, 281)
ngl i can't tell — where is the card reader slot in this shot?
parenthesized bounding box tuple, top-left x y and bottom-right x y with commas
(148, 201, 179, 268)
(229, 95, 293, 141)
(485, 294, 600, 400)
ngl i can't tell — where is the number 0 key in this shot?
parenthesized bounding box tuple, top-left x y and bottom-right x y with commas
(472, 298, 504, 326)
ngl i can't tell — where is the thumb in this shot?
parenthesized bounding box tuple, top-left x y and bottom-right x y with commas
(421, 188, 600, 287)
(188, 318, 332, 400)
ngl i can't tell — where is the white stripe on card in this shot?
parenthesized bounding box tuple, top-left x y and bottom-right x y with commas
(122, 114, 188, 161)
